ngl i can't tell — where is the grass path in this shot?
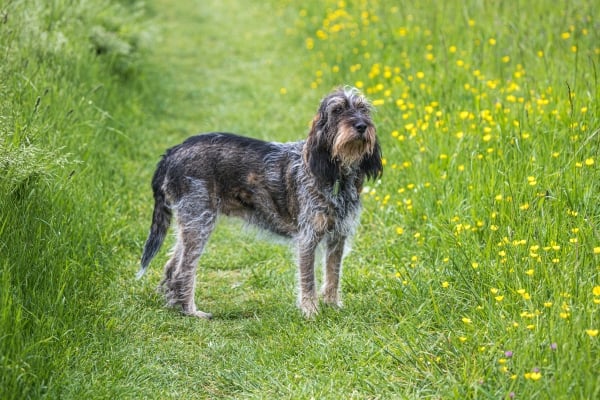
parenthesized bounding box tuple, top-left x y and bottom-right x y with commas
(59, 1, 389, 398)
(146, 0, 311, 142)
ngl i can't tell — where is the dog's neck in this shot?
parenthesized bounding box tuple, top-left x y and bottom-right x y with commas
(331, 158, 360, 197)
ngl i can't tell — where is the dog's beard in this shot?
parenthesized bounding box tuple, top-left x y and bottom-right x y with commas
(332, 124, 376, 167)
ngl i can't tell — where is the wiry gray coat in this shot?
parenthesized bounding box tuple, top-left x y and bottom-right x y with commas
(138, 88, 382, 319)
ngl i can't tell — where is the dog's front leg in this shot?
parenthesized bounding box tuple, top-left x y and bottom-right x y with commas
(322, 234, 345, 308)
(297, 231, 321, 318)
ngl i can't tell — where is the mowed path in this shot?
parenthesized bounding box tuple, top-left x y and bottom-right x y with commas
(149, 0, 311, 143)
(75, 2, 379, 398)
(68, 2, 317, 398)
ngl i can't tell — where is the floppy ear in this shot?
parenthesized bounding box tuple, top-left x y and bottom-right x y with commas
(359, 139, 383, 181)
(305, 114, 338, 185)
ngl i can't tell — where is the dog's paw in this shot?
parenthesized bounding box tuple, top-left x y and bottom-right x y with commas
(181, 303, 213, 319)
(320, 287, 343, 309)
(322, 296, 343, 309)
(188, 310, 213, 320)
(299, 297, 319, 319)
(184, 310, 212, 319)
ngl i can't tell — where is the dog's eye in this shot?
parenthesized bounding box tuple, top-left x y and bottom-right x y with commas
(356, 104, 370, 113)
(330, 105, 344, 115)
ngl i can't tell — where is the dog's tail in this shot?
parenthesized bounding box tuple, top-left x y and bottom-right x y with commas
(137, 160, 172, 279)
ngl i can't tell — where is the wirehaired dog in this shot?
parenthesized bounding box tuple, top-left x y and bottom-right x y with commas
(137, 87, 382, 319)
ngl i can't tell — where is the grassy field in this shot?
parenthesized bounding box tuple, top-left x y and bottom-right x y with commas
(1, 0, 598, 398)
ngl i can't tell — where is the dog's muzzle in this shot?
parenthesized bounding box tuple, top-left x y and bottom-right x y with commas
(354, 122, 368, 135)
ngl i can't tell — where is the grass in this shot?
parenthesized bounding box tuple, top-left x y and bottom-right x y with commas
(1, 0, 598, 398)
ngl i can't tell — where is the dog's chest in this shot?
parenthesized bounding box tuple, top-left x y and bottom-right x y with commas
(301, 182, 361, 236)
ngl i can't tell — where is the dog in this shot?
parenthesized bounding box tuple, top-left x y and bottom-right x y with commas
(137, 87, 382, 319)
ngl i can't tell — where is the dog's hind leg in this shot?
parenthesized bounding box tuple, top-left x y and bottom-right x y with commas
(164, 190, 216, 319)
(170, 211, 216, 319)
(159, 237, 182, 294)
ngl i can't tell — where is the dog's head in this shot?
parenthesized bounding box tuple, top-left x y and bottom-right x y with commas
(305, 87, 382, 185)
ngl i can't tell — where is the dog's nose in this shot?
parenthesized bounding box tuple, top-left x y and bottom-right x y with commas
(355, 122, 368, 134)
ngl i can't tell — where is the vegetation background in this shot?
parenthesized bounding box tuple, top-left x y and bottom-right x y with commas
(1, 0, 598, 398)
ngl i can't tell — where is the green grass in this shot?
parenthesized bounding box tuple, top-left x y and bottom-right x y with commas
(1, 0, 598, 398)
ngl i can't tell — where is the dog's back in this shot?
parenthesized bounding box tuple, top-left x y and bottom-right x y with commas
(138, 133, 304, 278)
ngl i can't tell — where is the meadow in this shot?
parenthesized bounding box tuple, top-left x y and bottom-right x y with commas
(1, 0, 598, 398)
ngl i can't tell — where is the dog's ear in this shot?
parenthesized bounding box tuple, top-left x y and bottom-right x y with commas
(305, 114, 338, 185)
(360, 139, 383, 181)
(308, 146, 338, 185)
